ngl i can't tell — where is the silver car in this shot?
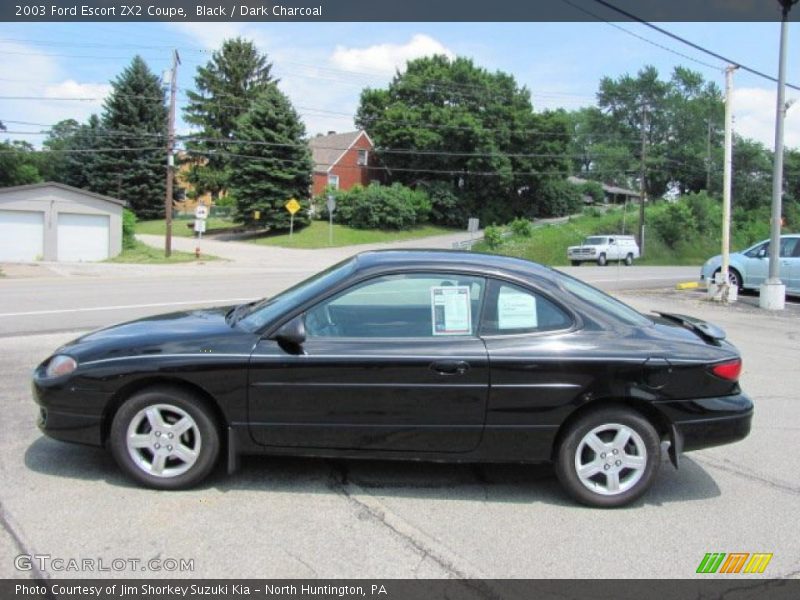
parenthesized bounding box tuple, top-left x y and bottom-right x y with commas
(700, 234, 800, 294)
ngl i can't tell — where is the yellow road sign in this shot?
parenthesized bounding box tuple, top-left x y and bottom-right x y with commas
(285, 198, 301, 215)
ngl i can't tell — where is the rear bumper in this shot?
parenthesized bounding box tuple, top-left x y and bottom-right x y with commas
(662, 393, 753, 453)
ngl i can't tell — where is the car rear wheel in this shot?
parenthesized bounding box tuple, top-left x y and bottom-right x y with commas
(597, 253, 607, 266)
(555, 407, 660, 507)
(624, 253, 634, 266)
(110, 387, 220, 490)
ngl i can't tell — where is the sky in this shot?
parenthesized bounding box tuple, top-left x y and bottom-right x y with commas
(1, 20, 799, 152)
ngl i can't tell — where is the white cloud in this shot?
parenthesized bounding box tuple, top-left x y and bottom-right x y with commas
(0, 43, 110, 145)
(734, 86, 800, 150)
(331, 34, 454, 75)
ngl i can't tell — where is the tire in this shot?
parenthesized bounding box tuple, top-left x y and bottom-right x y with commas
(597, 253, 607, 266)
(713, 268, 742, 291)
(109, 386, 221, 490)
(571, 260, 580, 266)
(624, 253, 634, 266)
(555, 407, 661, 508)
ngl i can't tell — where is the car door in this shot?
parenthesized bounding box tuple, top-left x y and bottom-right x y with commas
(780, 236, 800, 293)
(740, 241, 770, 288)
(248, 272, 489, 453)
(478, 280, 582, 457)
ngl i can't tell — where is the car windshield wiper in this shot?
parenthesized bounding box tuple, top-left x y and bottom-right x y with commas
(227, 300, 260, 325)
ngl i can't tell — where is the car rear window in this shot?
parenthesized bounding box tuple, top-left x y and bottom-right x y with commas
(556, 273, 652, 327)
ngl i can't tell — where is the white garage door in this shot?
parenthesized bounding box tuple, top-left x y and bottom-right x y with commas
(0, 210, 44, 262)
(57, 213, 110, 261)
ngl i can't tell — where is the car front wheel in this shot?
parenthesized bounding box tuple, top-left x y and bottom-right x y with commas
(555, 407, 660, 507)
(714, 268, 741, 291)
(571, 260, 580, 266)
(597, 253, 607, 266)
(110, 387, 220, 490)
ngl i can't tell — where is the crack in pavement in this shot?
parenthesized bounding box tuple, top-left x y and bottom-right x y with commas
(325, 461, 501, 599)
(694, 456, 800, 496)
(0, 498, 53, 590)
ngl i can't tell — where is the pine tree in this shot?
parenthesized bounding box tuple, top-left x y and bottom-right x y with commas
(92, 56, 167, 219)
(228, 86, 312, 229)
(184, 38, 275, 202)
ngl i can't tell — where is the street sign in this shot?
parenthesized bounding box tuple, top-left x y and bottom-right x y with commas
(467, 218, 479, 234)
(195, 205, 209, 220)
(285, 198, 301, 215)
(326, 195, 336, 214)
(194, 219, 206, 233)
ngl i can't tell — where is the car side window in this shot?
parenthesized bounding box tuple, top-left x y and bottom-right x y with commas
(745, 242, 767, 258)
(780, 238, 799, 257)
(305, 273, 485, 338)
(480, 281, 572, 336)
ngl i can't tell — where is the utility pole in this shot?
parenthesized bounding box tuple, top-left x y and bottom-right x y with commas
(637, 103, 648, 257)
(712, 65, 738, 304)
(164, 49, 180, 258)
(705, 117, 712, 191)
(760, 0, 796, 310)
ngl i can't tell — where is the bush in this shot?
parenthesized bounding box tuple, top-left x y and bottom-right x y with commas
(322, 183, 432, 230)
(650, 201, 697, 248)
(427, 181, 466, 227)
(580, 180, 605, 204)
(483, 225, 504, 249)
(684, 191, 721, 235)
(509, 217, 533, 237)
(532, 179, 584, 218)
(122, 209, 137, 250)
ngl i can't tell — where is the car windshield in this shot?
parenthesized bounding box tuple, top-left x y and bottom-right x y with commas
(584, 237, 606, 245)
(556, 272, 652, 327)
(236, 258, 356, 331)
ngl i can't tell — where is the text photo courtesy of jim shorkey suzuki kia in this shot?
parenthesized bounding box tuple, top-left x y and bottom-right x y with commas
(0, 0, 799, 598)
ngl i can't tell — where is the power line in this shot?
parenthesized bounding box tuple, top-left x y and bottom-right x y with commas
(592, 0, 800, 92)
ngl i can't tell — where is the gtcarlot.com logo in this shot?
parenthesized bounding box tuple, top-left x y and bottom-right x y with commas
(15, 554, 195, 573)
(696, 552, 773, 574)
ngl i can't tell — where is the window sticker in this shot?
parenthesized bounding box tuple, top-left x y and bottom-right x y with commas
(431, 286, 472, 335)
(497, 287, 537, 330)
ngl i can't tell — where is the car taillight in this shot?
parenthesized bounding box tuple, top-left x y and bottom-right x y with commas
(711, 359, 742, 381)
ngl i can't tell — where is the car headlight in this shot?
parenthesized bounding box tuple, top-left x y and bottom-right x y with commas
(45, 355, 77, 378)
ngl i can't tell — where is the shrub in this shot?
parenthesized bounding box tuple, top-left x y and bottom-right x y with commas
(580, 180, 605, 204)
(532, 179, 584, 218)
(427, 181, 466, 227)
(122, 209, 137, 250)
(684, 191, 721, 235)
(649, 201, 697, 248)
(509, 217, 533, 237)
(483, 225, 504, 249)
(322, 183, 432, 230)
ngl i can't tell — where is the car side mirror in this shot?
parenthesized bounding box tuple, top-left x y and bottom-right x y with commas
(271, 316, 306, 352)
(757, 248, 767, 259)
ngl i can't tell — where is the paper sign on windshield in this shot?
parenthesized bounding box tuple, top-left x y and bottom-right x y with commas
(431, 286, 472, 335)
(498, 288, 537, 330)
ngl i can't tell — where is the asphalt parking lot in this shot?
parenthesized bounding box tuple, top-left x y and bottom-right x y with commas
(1, 286, 798, 580)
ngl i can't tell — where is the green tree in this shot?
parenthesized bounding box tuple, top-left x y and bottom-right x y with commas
(91, 56, 168, 218)
(40, 119, 80, 182)
(184, 38, 275, 202)
(355, 55, 570, 224)
(730, 135, 772, 211)
(0, 125, 42, 186)
(227, 85, 312, 229)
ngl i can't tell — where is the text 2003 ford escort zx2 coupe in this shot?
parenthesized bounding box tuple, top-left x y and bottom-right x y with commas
(33, 251, 752, 507)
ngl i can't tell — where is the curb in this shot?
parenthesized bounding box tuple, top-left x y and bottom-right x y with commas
(676, 281, 701, 290)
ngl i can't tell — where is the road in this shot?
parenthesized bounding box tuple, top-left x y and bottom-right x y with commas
(0, 264, 698, 337)
(1, 289, 798, 580)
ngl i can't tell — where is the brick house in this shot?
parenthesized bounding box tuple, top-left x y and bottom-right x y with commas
(310, 130, 381, 197)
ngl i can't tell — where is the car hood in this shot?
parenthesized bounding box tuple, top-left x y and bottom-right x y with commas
(55, 305, 255, 363)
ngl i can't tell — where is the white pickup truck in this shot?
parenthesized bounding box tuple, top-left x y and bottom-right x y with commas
(567, 235, 640, 266)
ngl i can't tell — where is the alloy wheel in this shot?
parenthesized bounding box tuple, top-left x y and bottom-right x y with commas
(126, 404, 202, 478)
(574, 423, 647, 496)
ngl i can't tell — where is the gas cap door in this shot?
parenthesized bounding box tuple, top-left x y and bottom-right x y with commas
(643, 357, 673, 389)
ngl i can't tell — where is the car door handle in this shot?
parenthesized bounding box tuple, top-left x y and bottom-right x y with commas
(430, 360, 470, 375)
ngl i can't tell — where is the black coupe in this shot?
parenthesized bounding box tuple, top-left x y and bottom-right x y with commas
(33, 250, 752, 507)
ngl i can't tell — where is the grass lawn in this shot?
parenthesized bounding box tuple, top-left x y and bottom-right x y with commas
(250, 221, 456, 249)
(107, 240, 218, 264)
(136, 217, 239, 237)
(474, 208, 715, 267)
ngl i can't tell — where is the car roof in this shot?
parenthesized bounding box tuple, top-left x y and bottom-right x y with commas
(352, 249, 559, 284)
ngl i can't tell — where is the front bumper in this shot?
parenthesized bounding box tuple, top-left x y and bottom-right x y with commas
(33, 377, 109, 447)
(660, 393, 753, 453)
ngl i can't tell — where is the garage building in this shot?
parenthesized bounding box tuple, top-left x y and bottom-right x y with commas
(0, 182, 125, 262)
